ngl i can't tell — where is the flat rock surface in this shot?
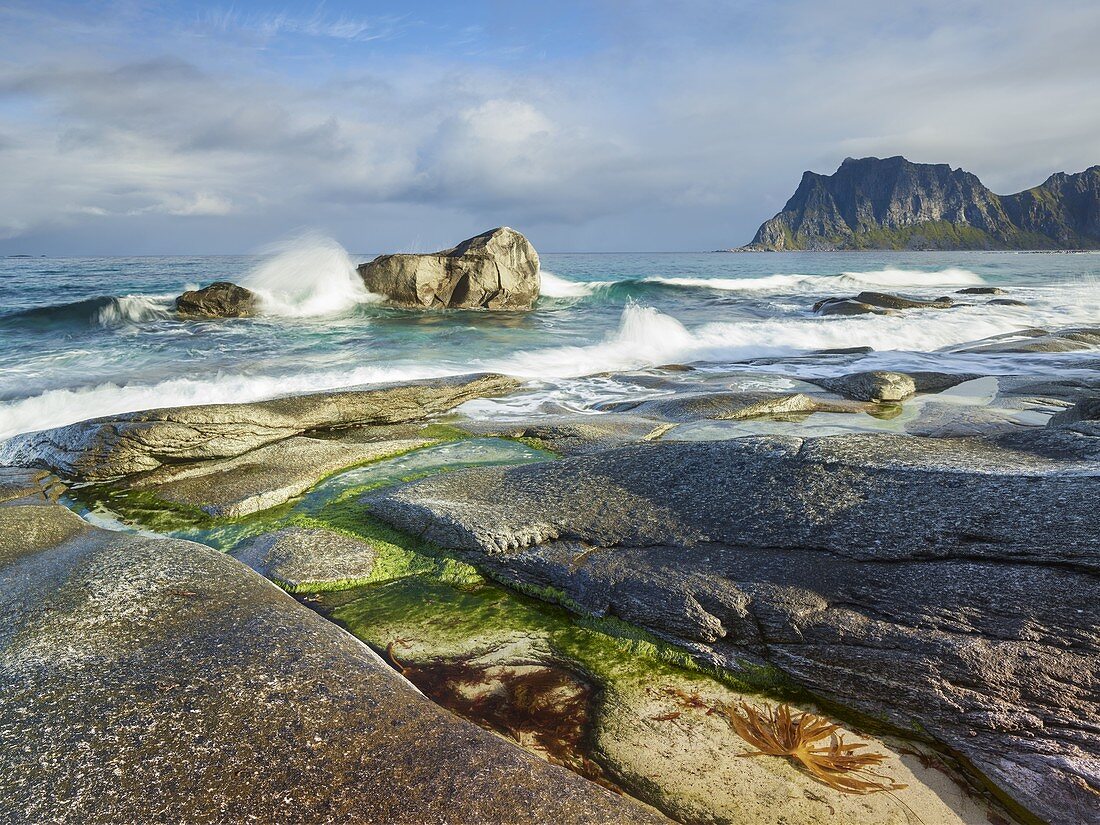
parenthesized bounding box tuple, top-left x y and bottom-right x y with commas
(126, 433, 434, 518)
(230, 526, 378, 590)
(0, 373, 519, 480)
(363, 433, 1100, 824)
(0, 502, 662, 825)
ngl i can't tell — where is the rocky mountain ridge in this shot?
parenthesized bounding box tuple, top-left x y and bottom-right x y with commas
(742, 156, 1100, 250)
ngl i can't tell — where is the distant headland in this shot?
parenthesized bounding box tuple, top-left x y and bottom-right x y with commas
(737, 156, 1100, 251)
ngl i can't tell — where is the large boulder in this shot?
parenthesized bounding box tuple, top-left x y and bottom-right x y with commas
(358, 227, 540, 310)
(175, 281, 258, 317)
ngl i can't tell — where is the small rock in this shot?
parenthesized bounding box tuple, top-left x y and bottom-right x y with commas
(176, 281, 258, 317)
(810, 370, 916, 402)
(957, 287, 1006, 295)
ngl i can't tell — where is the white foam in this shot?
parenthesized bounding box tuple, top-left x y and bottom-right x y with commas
(240, 232, 381, 316)
(538, 270, 597, 298)
(839, 267, 984, 288)
(95, 295, 173, 326)
(644, 268, 985, 293)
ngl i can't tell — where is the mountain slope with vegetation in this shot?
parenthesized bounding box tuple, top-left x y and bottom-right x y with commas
(742, 156, 1100, 250)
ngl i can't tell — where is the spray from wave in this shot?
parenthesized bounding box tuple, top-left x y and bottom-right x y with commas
(240, 232, 380, 317)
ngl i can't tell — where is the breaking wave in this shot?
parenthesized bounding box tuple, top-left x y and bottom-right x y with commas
(0, 295, 174, 330)
(537, 267, 986, 303)
(240, 232, 381, 316)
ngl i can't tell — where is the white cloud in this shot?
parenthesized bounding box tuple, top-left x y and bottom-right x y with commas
(0, 0, 1099, 251)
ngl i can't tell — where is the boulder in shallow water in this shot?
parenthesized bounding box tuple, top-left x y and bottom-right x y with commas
(811, 297, 897, 316)
(175, 281, 258, 317)
(957, 286, 1005, 295)
(812, 291, 953, 315)
(809, 370, 917, 402)
(358, 227, 540, 310)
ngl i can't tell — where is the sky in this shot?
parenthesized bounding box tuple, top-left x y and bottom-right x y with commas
(1, 0, 1098, 254)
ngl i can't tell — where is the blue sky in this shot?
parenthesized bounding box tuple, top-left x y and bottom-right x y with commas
(1, 0, 1098, 253)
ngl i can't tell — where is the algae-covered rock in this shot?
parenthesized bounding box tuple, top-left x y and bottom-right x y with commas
(230, 526, 377, 591)
(0, 503, 662, 825)
(363, 433, 1100, 824)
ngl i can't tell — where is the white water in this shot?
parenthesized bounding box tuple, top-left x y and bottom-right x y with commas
(95, 294, 174, 326)
(641, 267, 985, 293)
(240, 233, 379, 316)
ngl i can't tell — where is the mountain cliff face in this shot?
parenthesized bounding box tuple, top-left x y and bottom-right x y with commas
(744, 156, 1100, 250)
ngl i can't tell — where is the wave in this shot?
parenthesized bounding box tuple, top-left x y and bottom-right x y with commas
(0, 295, 173, 330)
(240, 232, 380, 317)
(538, 270, 599, 298)
(536, 267, 986, 303)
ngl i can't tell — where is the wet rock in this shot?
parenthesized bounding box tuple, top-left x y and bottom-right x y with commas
(812, 298, 896, 316)
(907, 371, 983, 393)
(364, 433, 1100, 824)
(1049, 396, 1100, 427)
(957, 286, 1006, 295)
(358, 227, 540, 311)
(596, 391, 826, 422)
(807, 371, 916, 402)
(958, 327, 1100, 353)
(987, 298, 1027, 306)
(903, 403, 1025, 437)
(852, 290, 955, 310)
(813, 292, 953, 315)
(1, 373, 520, 480)
(0, 467, 60, 505)
(230, 527, 377, 591)
(123, 432, 436, 519)
(175, 281, 258, 317)
(0, 503, 660, 825)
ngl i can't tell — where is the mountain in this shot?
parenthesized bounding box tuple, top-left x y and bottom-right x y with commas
(742, 156, 1100, 250)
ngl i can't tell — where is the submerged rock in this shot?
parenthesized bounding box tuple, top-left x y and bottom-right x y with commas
(230, 527, 377, 591)
(811, 297, 896, 316)
(0, 501, 659, 825)
(364, 433, 1100, 824)
(358, 227, 541, 311)
(957, 286, 1006, 295)
(175, 281, 258, 317)
(958, 326, 1100, 353)
(2, 373, 520, 480)
(807, 370, 916, 402)
(813, 291, 953, 315)
(596, 391, 826, 422)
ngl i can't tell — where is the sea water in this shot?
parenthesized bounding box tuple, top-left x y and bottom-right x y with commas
(1, 240, 1097, 442)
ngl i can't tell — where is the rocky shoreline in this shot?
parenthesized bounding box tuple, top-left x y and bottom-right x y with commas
(1, 319, 1098, 823)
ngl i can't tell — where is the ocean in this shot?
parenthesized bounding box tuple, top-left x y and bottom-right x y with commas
(1, 239, 1098, 443)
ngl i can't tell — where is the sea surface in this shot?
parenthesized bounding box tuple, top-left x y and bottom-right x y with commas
(1, 238, 1098, 442)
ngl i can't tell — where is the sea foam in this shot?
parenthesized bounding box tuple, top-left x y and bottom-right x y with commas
(240, 233, 380, 316)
